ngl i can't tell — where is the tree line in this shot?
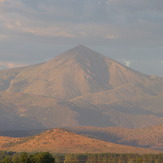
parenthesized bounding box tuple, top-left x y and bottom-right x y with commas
(0, 151, 162, 163)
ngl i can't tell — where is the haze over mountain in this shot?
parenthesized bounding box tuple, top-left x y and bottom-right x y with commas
(0, 45, 163, 130)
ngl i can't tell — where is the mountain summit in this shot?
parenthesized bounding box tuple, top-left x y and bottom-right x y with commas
(0, 45, 163, 130)
(58, 44, 106, 59)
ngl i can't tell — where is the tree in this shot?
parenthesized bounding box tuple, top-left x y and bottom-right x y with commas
(31, 152, 55, 163)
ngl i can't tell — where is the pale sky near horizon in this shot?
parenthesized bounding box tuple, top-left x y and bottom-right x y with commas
(0, 0, 163, 76)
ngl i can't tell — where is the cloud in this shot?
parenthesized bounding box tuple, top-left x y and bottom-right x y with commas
(0, 0, 7, 3)
(0, 61, 26, 69)
(123, 59, 131, 67)
(0, 0, 162, 48)
(106, 0, 163, 11)
(0, 0, 163, 41)
(0, 0, 163, 57)
(4, 22, 76, 38)
(1, 11, 119, 40)
(0, 34, 8, 39)
(104, 34, 119, 39)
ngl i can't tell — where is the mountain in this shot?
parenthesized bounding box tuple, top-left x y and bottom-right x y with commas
(2, 45, 162, 99)
(0, 45, 163, 130)
(0, 129, 161, 154)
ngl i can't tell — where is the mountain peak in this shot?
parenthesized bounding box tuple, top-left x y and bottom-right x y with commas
(73, 44, 89, 50)
(60, 44, 105, 60)
(70, 44, 92, 51)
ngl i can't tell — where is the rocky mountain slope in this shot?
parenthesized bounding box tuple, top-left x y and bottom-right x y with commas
(0, 45, 162, 130)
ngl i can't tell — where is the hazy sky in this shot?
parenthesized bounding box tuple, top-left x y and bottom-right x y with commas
(0, 0, 163, 76)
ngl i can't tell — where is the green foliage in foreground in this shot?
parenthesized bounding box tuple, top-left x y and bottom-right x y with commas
(0, 151, 54, 163)
(0, 151, 163, 163)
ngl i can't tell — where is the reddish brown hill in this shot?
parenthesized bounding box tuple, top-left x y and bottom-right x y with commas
(0, 136, 20, 147)
(0, 129, 161, 154)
